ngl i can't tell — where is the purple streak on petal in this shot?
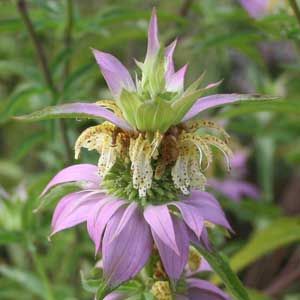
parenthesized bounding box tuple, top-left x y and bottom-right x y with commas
(41, 164, 99, 196)
(165, 39, 177, 81)
(209, 179, 260, 202)
(92, 49, 135, 98)
(51, 191, 102, 235)
(185, 191, 232, 231)
(103, 292, 127, 300)
(238, 0, 269, 19)
(186, 190, 222, 209)
(54, 102, 132, 130)
(146, 8, 160, 59)
(103, 207, 152, 286)
(182, 94, 254, 122)
(108, 202, 138, 243)
(144, 205, 179, 254)
(166, 64, 188, 92)
(187, 279, 231, 300)
(152, 216, 189, 280)
(87, 198, 126, 254)
(170, 202, 204, 238)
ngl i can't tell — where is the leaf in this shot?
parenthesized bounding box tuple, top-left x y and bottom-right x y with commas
(80, 271, 103, 293)
(33, 182, 81, 213)
(196, 246, 250, 300)
(12, 132, 48, 162)
(0, 265, 45, 298)
(0, 230, 24, 245)
(248, 289, 272, 300)
(230, 217, 300, 273)
(218, 100, 300, 118)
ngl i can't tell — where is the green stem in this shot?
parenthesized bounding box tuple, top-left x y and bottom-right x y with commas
(27, 239, 55, 300)
(17, 0, 73, 163)
(288, 0, 300, 29)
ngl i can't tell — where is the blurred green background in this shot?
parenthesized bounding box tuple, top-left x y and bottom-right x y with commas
(0, 0, 300, 299)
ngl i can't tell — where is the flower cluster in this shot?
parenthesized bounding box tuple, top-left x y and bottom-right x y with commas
(21, 8, 274, 299)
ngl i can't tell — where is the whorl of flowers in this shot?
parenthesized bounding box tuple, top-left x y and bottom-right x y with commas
(17, 8, 275, 299)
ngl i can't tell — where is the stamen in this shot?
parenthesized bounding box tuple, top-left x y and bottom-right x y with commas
(188, 246, 202, 272)
(151, 281, 172, 300)
(96, 100, 123, 118)
(74, 122, 115, 159)
(184, 119, 230, 143)
(202, 134, 233, 171)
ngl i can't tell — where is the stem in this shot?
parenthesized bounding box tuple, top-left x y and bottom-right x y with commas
(288, 0, 300, 28)
(17, 0, 57, 96)
(63, 0, 74, 80)
(264, 267, 300, 297)
(179, 0, 194, 17)
(17, 0, 73, 163)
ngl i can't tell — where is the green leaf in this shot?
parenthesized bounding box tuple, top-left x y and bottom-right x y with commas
(34, 182, 81, 213)
(196, 246, 250, 300)
(0, 230, 24, 245)
(80, 271, 103, 293)
(13, 103, 101, 122)
(218, 100, 300, 118)
(0, 265, 45, 298)
(230, 217, 300, 273)
(118, 90, 142, 129)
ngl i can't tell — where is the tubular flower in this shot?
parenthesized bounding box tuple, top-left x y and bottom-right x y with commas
(208, 150, 260, 202)
(42, 164, 231, 286)
(18, 9, 274, 197)
(238, 0, 281, 19)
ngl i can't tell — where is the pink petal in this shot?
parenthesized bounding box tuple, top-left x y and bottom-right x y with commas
(187, 279, 231, 300)
(146, 8, 160, 59)
(152, 216, 189, 280)
(166, 64, 188, 92)
(170, 202, 204, 239)
(41, 164, 99, 196)
(186, 191, 232, 231)
(209, 179, 260, 202)
(182, 94, 261, 122)
(239, 0, 269, 19)
(107, 202, 138, 243)
(92, 49, 135, 98)
(165, 39, 177, 81)
(87, 198, 126, 254)
(51, 191, 102, 235)
(144, 205, 179, 254)
(102, 207, 152, 286)
(103, 293, 127, 300)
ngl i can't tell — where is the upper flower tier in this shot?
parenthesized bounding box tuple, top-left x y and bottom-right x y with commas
(16, 8, 275, 135)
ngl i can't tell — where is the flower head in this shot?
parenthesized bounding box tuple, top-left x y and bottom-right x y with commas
(17, 9, 274, 198)
(43, 164, 231, 286)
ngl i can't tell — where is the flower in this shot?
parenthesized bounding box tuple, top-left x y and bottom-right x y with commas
(238, 0, 281, 19)
(103, 255, 230, 300)
(17, 9, 274, 198)
(43, 163, 231, 286)
(208, 150, 260, 202)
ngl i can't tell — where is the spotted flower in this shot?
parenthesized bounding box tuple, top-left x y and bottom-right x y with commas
(42, 163, 231, 286)
(17, 9, 274, 198)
